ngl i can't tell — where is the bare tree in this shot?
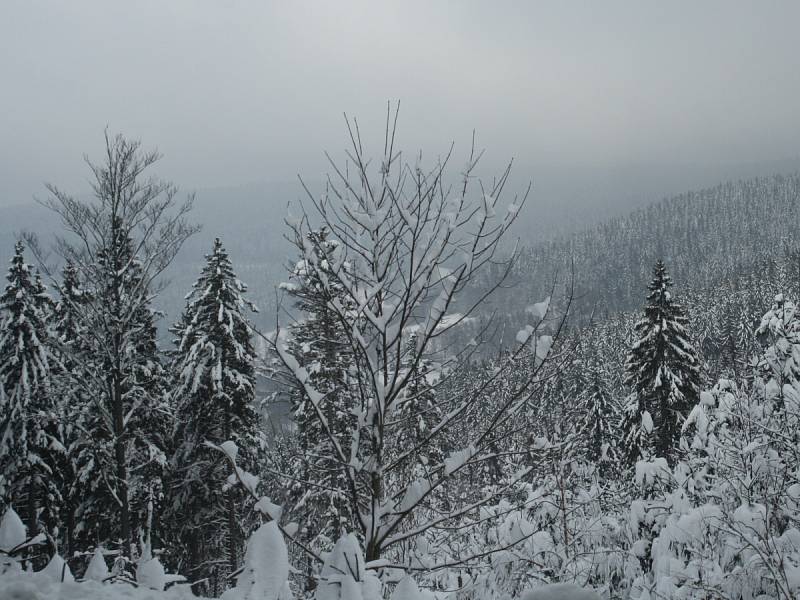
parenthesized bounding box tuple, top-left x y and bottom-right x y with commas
(25, 132, 198, 560)
(270, 105, 571, 569)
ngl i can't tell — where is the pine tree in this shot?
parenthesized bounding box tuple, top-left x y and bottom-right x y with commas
(623, 261, 702, 465)
(167, 238, 261, 595)
(0, 242, 61, 551)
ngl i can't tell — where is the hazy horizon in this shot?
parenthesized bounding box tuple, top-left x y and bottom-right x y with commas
(2, 1, 800, 208)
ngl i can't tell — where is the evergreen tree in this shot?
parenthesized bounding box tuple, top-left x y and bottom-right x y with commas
(67, 229, 170, 566)
(51, 261, 90, 561)
(0, 242, 61, 550)
(167, 238, 261, 595)
(390, 332, 443, 489)
(398, 332, 442, 465)
(284, 228, 359, 549)
(755, 293, 800, 407)
(623, 261, 701, 465)
(619, 394, 654, 466)
(575, 364, 620, 474)
(39, 134, 196, 564)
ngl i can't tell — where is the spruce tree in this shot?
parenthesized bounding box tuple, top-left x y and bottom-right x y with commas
(284, 228, 359, 548)
(0, 242, 61, 550)
(623, 261, 701, 465)
(39, 133, 197, 564)
(575, 364, 620, 474)
(755, 293, 800, 407)
(65, 229, 170, 566)
(51, 260, 89, 560)
(168, 238, 260, 595)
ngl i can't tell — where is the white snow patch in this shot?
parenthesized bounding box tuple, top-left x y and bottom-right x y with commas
(523, 583, 601, 600)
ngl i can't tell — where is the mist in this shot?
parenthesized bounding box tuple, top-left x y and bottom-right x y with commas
(2, 1, 799, 210)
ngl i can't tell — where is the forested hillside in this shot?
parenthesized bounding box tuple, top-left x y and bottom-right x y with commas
(4, 131, 800, 600)
(508, 173, 800, 318)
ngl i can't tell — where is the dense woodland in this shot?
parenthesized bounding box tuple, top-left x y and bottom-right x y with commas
(2, 128, 800, 600)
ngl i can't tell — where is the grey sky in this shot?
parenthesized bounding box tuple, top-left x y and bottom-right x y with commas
(2, 1, 799, 206)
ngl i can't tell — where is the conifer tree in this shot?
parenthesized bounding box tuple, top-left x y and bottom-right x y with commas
(575, 364, 620, 474)
(66, 231, 171, 563)
(755, 293, 800, 408)
(51, 260, 89, 560)
(38, 133, 196, 563)
(394, 332, 443, 474)
(0, 242, 61, 548)
(168, 238, 260, 595)
(623, 261, 701, 465)
(283, 228, 359, 550)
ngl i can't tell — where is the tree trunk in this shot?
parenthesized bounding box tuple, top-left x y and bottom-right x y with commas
(222, 405, 238, 576)
(112, 370, 132, 559)
(226, 491, 238, 576)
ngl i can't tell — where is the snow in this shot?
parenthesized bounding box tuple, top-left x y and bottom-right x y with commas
(641, 410, 654, 434)
(254, 497, 283, 521)
(137, 555, 166, 591)
(220, 440, 239, 462)
(534, 335, 553, 360)
(84, 547, 109, 582)
(516, 325, 534, 344)
(315, 534, 369, 600)
(390, 576, 424, 600)
(522, 583, 601, 600)
(443, 445, 475, 476)
(526, 296, 551, 319)
(0, 569, 196, 600)
(635, 457, 669, 487)
(399, 480, 430, 513)
(223, 521, 292, 600)
(40, 554, 73, 583)
(0, 508, 26, 554)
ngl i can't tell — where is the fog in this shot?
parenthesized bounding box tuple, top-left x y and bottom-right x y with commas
(2, 1, 800, 214)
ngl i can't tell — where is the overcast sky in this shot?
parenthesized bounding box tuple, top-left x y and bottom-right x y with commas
(2, 1, 799, 207)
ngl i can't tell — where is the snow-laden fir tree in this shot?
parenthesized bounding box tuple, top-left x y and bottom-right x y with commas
(167, 238, 261, 595)
(38, 133, 196, 563)
(622, 261, 701, 465)
(0, 242, 61, 549)
(50, 260, 90, 561)
(575, 364, 620, 475)
(282, 228, 360, 552)
(71, 230, 171, 564)
(755, 293, 800, 407)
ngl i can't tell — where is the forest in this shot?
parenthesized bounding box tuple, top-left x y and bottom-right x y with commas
(2, 123, 800, 600)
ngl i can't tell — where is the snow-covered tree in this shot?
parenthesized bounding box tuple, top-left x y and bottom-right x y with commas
(64, 230, 171, 565)
(271, 109, 568, 575)
(575, 365, 620, 474)
(280, 228, 360, 555)
(754, 293, 800, 408)
(50, 260, 89, 559)
(31, 132, 197, 562)
(623, 261, 701, 465)
(222, 521, 294, 600)
(0, 242, 61, 549)
(167, 238, 261, 594)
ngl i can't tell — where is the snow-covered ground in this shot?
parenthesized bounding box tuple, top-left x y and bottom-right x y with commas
(0, 571, 602, 600)
(0, 570, 196, 600)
